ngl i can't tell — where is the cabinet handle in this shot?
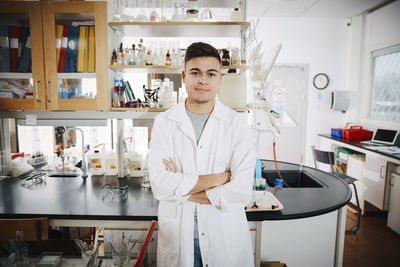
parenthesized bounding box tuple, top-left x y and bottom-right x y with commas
(35, 80, 41, 102)
(46, 81, 51, 102)
(380, 165, 386, 179)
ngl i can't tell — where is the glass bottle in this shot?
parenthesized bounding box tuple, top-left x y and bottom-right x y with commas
(111, 49, 117, 65)
(221, 49, 230, 66)
(165, 50, 171, 66)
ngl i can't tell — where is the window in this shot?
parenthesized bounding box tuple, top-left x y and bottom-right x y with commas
(369, 44, 400, 123)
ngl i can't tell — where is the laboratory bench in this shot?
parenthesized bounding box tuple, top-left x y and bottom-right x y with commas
(0, 160, 350, 266)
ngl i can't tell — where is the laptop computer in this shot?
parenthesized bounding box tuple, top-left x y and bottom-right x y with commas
(360, 129, 399, 146)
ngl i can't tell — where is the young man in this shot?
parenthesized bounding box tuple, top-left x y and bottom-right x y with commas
(149, 42, 256, 267)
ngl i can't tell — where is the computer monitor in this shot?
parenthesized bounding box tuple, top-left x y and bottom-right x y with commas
(371, 129, 399, 145)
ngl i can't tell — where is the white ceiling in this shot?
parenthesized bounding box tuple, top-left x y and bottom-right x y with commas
(246, 0, 391, 18)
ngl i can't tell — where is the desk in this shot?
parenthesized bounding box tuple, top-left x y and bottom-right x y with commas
(0, 162, 350, 267)
(319, 134, 400, 213)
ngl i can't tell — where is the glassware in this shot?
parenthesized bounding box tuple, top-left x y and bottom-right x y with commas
(109, 232, 136, 267)
(142, 169, 150, 188)
(101, 184, 128, 203)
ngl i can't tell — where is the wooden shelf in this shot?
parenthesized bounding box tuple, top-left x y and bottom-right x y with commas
(109, 21, 249, 37)
(110, 107, 248, 112)
(58, 73, 96, 79)
(109, 22, 250, 26)
(111, 107, 168, 112)
(109, 65, 247, 70)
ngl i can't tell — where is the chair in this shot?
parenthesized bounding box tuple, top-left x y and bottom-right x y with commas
(133, 220, 157, 267)
(311, 146, 361, 234)
(0, 217, 48, 241)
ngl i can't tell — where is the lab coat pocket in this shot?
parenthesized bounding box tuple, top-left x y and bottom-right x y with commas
(158, 202, 181, 266)
(221, 210, 252, 265)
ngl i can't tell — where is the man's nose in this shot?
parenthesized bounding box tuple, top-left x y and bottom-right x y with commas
(198, 74, 207, 84)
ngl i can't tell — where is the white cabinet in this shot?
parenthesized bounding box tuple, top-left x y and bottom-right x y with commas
(388, 171, 400, 234)
(363, 155, 387, 210)
(346, 154, 365, 212)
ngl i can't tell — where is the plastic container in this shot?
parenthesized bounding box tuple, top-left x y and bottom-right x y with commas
(330, 128, 342, 138)
(87, 150, 105, 175)
(105, 150, 118, 176)
(126, 152, 143, 177)
(342, 126, 366, 139)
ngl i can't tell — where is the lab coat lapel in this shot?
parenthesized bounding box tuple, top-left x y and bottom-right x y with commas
(167, 102, 197, 145)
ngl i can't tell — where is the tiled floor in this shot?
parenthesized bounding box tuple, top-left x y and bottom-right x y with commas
(343, 209, 400, 267)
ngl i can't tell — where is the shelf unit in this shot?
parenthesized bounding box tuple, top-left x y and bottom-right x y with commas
(110, 107, 249, 112)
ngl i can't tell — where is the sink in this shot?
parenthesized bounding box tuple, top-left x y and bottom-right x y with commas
(48, 172, 79, 178)
(262, 169, 324, 188)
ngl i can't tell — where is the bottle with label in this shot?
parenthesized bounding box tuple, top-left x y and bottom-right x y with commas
(165, 50, 171, 66)
(126, 152, 143, 177)
(105, 150, 118, 176)
(231, 8, 241, 22)
(87, 149, 105, 175)
(111, 49, 117, 65)
(221, 49, 230, 66)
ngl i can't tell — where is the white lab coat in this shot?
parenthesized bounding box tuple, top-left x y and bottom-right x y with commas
(149, 100, 256, 267)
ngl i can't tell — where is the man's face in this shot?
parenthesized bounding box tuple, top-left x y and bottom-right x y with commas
(182, 56, 222, 104)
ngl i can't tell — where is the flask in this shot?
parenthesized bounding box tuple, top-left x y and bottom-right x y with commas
(231, 8, 241, 22)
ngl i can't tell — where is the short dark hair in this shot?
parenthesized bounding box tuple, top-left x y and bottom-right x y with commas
(184, 42, 221, 66)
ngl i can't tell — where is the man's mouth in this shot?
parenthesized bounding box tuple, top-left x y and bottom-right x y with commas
(195, 88, 209, 93)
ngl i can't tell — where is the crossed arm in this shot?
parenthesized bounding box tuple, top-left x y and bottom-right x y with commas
(162, 158, 230, 204)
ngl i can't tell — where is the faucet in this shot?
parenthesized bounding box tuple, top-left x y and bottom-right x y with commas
(66, 127, 88, 178)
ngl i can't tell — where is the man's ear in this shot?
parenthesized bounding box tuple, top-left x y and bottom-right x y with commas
(182, 70, 186, 82)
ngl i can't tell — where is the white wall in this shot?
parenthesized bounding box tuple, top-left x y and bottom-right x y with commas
(252, 17, 351, 166)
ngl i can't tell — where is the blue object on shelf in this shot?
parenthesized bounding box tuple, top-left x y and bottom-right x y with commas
(275, 179, 283, 188)
(331, 128, 342, 138)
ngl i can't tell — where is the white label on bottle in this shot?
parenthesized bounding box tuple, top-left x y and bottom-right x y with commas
(55, 39, 61, 48)
(0, 37, 9, 48)
(26, 114, 37, 126)
(10, 38, 18, 49)
(25, 37, 30, 48)
(61, 37, 68, 48)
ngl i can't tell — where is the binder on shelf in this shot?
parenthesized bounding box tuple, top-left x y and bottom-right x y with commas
(58, 25, 69, 73)
(87, 26, 95, 72)
(84, 26, 90, 72)
(16, 27, 31, 73)
(55, 24, 64, 69)
(9, 26, 20, 72)
(0, 25, 10, 72)
(76, 26, 86, 72)
(64, 26, 79, 73)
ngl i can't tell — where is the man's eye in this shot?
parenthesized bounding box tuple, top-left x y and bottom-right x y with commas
(191, 72, 199, 76)
(208, 73, 216, 77)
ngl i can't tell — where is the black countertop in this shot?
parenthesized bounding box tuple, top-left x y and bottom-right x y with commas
(319, 134, 400, 161)
(0, 161, 351, 222)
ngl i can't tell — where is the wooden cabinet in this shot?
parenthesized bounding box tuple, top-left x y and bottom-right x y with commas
(363, 155, 387, 210)
(0, 1, 108, 111)
(388, 171, 400, 234)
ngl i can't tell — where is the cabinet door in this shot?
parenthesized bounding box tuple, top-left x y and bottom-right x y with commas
(0, 1, 46, 110)
(363, 155, 387, 210)
(388, 172, 400, 234)
(42, 1, 108, 110)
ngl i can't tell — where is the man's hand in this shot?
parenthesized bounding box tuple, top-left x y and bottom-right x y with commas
(163, 157, 177, 172)
(188, 191, 211, 205)
(162, 157, 231, 195)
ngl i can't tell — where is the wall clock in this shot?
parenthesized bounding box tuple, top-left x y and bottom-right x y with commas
(313, 73, 329, 90)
